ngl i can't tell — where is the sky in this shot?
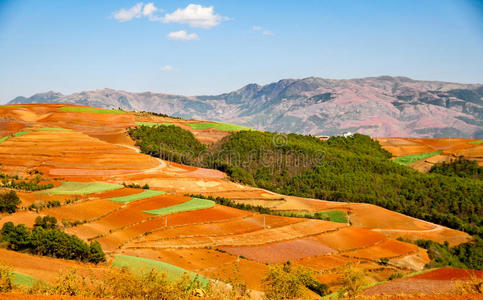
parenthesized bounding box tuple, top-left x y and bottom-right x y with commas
(0, 0, 482, 103)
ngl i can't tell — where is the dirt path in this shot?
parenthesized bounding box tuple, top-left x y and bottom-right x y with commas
(114, 144, 167, 175)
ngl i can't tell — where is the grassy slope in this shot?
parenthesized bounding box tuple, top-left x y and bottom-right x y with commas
(135, 121, 175, 127)
(112, 255, 209, 284)
(469, 140, 483, 145)
(144, 198, 215, 215)
(40, 182, 123, 195)
(186, 121, 253, 132)
(12, 272, 38, 287)
(394, 150, 443, 166)
(105, 189, 166, 203)
(60, 106, 127, 114)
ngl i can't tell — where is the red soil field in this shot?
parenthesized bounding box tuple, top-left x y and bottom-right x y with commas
(0, 211, 39, 228)
(132, 214, 303, 244)
(363, 268, 483, 296)
(40, 199, 123, 222)
(343, 239, 418, 260)
(0, 249, 107, 283)
(219, 237, 336, 263)
(131, 218, 345, 249)
(314, 226, 387, 251)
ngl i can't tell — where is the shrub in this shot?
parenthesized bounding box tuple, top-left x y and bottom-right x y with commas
(0, 262, 14, 292)
(339, 263, 368, 298)
(262, 262, 327, 299)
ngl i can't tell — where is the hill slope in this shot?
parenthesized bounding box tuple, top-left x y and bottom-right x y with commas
(8, 76, 483, 138)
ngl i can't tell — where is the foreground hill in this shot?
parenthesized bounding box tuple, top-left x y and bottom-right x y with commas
(8, 76, 483, 138)
(0, 104, 481, 298)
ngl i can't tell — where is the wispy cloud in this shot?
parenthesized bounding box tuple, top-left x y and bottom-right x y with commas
(161, 65, 174, 71)
(252, 25, 273, 36)
(167, 30, 199, 41)
(113, 2, 160, 22)
(162, 4, 228, 28)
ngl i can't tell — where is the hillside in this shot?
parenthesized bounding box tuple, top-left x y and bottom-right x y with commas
(8, 76, 483, 138)
(0, 104, 481, 299)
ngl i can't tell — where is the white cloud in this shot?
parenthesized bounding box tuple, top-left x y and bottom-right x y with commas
(113, 3, 160, 22)
(252, 25, 262, 31)
(262, 30, 273, 36)
(167, 30, 199, 41)
(161, 65, 174, 71)
(162, 4, 227, 28)
(113, 3, 143, 22)
(143, 3, 157, 17)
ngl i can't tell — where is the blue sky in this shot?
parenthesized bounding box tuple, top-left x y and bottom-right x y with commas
(0, 0, 482, 103)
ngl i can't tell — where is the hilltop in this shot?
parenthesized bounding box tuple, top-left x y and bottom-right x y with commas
(8, 76, 483, 138)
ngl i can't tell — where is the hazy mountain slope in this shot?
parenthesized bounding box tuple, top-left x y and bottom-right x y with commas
(8, 76, 483, 138)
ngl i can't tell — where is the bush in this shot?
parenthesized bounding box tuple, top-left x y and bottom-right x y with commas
(339, 263, 368, 298)
(0, 263, 14, 292)
(0, 190, 20, 213)
(262, 262, 328, 299)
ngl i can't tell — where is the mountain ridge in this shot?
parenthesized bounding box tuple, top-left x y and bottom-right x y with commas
(8, 76, 483, 138)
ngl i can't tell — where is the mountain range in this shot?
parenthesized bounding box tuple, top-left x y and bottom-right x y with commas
(8, 76, 483, 138)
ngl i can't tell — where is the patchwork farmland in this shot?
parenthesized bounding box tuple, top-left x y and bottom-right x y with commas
(0, 104, 480, 299)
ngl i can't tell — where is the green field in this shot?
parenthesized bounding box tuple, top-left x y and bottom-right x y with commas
(112, 255, 209, 284)
(135, 121, 176, 127)
(40, 181, 124, 195)
(186, 121, 253, 132)
(0, 136, 8, 143)
(12, 272, 38, 287)
(394, 150, 442, 166)
(279, 210, 348, 223)
(144, 198, 215, 215)
(468, 140, 483, 145)
(13, 131, 31, 137)
(105, 189, 165, 203)
(60, 106, 127, 114)
(317, 210, 348, 223)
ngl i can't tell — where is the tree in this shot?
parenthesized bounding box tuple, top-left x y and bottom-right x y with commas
(34, 215, 58, 229)
(88, 241, 106, 263)
(0, 190, 21, 213)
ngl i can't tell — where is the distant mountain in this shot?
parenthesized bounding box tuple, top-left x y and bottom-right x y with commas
(8, 76, 483, 138)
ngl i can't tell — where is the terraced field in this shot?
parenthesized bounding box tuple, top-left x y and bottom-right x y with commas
(0, 104, 477, 298)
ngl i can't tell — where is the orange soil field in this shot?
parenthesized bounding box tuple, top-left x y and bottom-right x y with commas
(219, 237, 336, 263)
(130, 219, 346, 249)
(0, 211, 40, 228)
(343, 239, 418, 260)
(40, 199, 123, 222)
(314, 226, 387, 251)
(363, 267, 483, 296)
(132, 214, 302, 243)
(0, 249, 107, 283)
